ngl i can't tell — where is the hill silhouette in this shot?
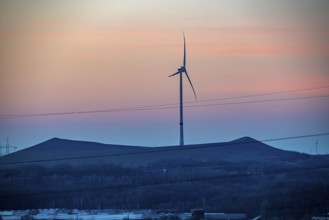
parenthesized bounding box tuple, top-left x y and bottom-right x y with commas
(0, 137, 328, 219)
(0, 137, 307, 167)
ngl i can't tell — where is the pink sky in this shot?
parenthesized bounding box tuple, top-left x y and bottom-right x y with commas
(0, 0, 329, 153)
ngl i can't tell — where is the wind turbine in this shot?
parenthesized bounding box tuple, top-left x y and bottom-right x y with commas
(169, 33, 197, 146)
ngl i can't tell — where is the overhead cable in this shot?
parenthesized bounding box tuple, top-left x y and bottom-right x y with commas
(1, 92, 329, 119)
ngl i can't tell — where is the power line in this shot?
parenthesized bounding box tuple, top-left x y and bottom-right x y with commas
(186, 94, 329, 109)
(1, 92, 329, 119)
(1, 85, 328, 119)
(196, 85, 329, 103)
(0, 132, 328, 165)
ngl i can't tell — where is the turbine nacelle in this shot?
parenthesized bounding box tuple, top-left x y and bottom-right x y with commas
(178, 66, 186, 72)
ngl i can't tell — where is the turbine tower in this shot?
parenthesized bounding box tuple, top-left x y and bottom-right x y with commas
(169, 33, 197, 146)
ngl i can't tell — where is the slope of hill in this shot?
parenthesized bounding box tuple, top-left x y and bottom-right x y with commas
(0, 137, 307, 167)
(0, 137, 150, 166)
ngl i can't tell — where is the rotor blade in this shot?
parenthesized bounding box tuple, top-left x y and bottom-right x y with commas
(168, 71, 180, 77)
(183, 32, 186, 67)
(184, 70, 197, 100)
